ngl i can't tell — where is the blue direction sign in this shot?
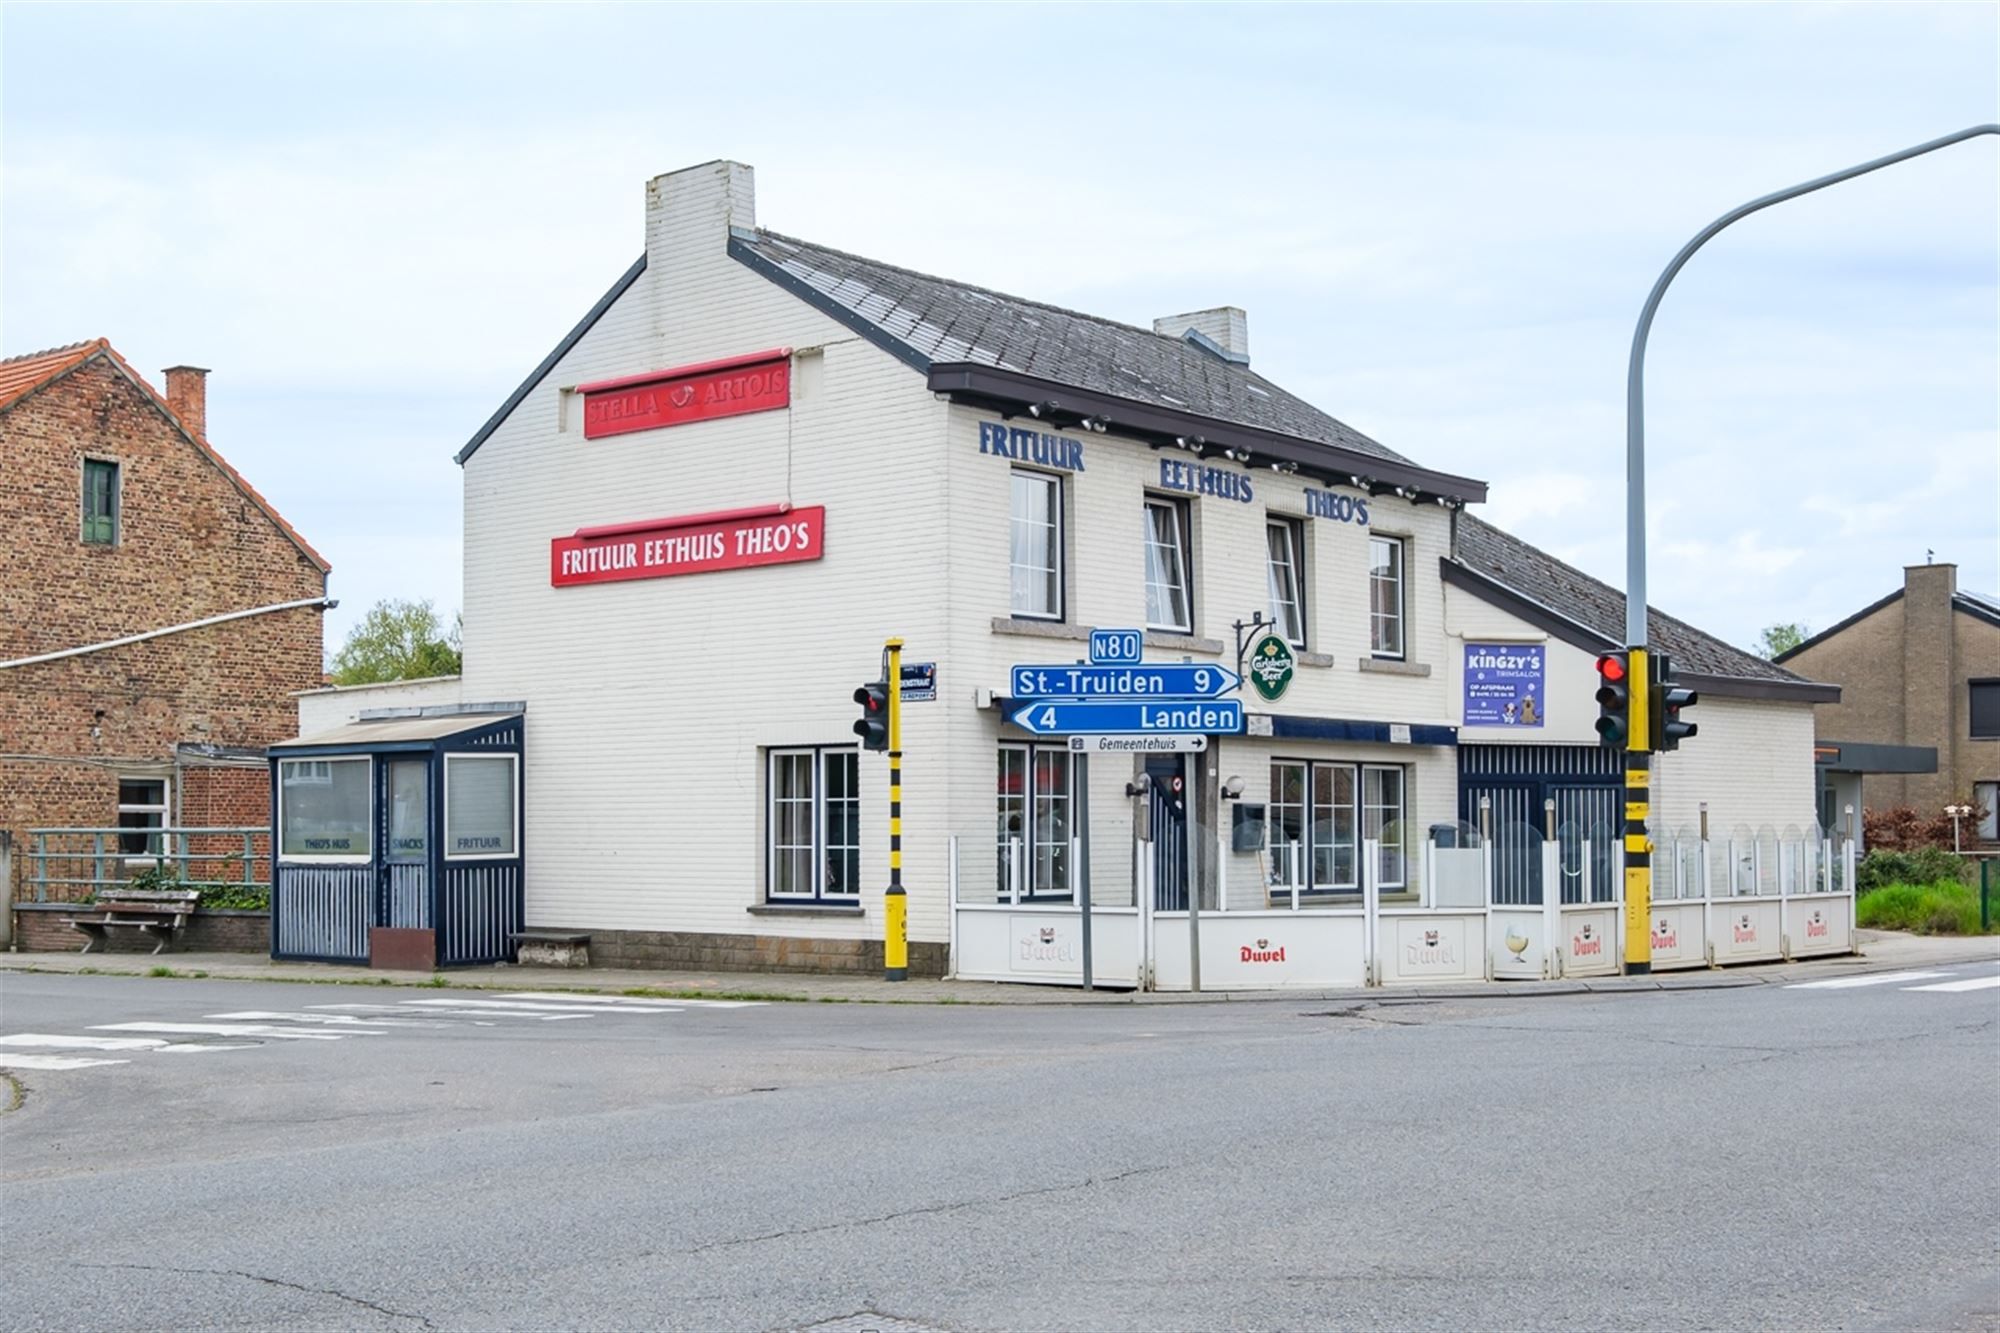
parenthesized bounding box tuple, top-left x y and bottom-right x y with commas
(1009, 663, 1241, 700)
(1009, 699, 1245, 736)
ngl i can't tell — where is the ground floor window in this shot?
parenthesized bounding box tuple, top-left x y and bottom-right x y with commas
(1267, 760, 1407, 893)
(998, 744, 1075, 901)
(117, 777, 169, 858)
(444, 754, 518, 859)
(767, 747, 860, 902)
(279, 757, 372, 859)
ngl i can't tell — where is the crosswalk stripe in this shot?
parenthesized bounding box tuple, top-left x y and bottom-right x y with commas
(0, 1034, 170, 1051)
(499, 992, 762, 1009)
(400, 998, 680, 1014)
(156, 1044, 259, 1054)
(1903, 975, 2000, 994)
(307, 1003, 573, 1023)
(0, 1054, 129, 1071)
(208, 1011, 438, 1027)
(91, 1022, 379, 1041)
(1786, 970, 1952, 990)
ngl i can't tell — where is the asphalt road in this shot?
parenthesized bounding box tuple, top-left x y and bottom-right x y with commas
(2, 968, 1996, 1333)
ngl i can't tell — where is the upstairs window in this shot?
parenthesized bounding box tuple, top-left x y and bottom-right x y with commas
(1143, 497, 1193, 633)
(1009, 470, 1063, 620)
(1266, 518, 1306, 646)
(1369, 534, 1405, 658)
(1971, 680, 2000, 740)
(82, 459, 119, 545)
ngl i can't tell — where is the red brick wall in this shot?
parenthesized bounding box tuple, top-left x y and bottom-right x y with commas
(0, 353, 324, 907)
(15, 903, 269, 954)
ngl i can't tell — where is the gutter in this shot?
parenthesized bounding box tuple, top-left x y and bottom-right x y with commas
(0, 596, 337, 671)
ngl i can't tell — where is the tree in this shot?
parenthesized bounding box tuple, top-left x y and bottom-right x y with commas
(329, 598, 462, 685)
(1756, 622, 1808, 660)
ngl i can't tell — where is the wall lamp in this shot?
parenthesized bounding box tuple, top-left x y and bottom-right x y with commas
(1221, 774, 1247, 800)
(1124, 775, 1152, 798)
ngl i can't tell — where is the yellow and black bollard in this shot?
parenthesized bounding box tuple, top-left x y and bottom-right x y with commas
(1623, 647, 1652, 975)
(884, 637, 908, 982)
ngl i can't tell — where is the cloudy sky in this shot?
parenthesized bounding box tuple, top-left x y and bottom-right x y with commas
(5, 3, 1995, 657)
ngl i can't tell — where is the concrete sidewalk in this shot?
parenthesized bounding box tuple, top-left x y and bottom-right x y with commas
(2, 929, 1994, 1005)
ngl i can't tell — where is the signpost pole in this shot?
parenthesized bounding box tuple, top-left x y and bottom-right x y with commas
(883, 637, 907, 982)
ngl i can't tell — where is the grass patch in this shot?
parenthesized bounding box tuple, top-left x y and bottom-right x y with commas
(1857, 879, 1998, 935)
(148, 965, 177, 978)
(620, 985, 810, 1003)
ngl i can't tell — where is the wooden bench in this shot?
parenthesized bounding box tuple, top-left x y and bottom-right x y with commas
(62, 889, 202, 955)
(510, 931, 590, 968)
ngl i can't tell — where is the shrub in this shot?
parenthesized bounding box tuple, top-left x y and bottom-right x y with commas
(1856, 847, 1971, 892)
(1856, 879, 1991, 935)
(1863, 800, 1991, 852)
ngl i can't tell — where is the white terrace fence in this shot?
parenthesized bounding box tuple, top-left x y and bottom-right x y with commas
(951, 821, 1855, 991)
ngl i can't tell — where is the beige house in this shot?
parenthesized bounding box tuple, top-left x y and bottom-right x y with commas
(1777, 561, 2000, 845)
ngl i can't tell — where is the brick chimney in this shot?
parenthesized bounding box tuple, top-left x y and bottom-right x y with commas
(163, 365, 210, 438)
(1155, 307, 1250, 365)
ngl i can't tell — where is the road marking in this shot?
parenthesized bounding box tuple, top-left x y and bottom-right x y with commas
(91, 1022, 379, 1041)
(208, 1011, 439, 1028)
(0, 1034, 170, 1051)
(1786, 970, 1952, 989)
(500, 992, 763, 1009)
(1902, 975, 2000, 994)
(308, 1003, 575, 1023)
(400, 998, 681, 1014)
(156, 1044, 258, 1053)
(0, 1054, 129, 1071)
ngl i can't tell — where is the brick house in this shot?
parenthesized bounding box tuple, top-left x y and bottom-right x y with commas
(1, 339, 331, 941)
(1776, 561, 2000, 846)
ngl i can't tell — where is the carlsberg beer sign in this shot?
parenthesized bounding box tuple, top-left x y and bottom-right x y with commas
(1249, 634, 1295, 701)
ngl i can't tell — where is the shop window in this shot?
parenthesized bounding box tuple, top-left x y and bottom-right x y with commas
(997, 744, 1073, 901)
(1143, 497, 1193, 633)
(1369, 534, 1405, 658)
(1266, 760, 1406, 894)
(1971, 680, 2000, 740)
(1266, 518, 1306, 647)
(445, 754, 518, 859)
(1010, 470, 1063, 621)
(767, 748, 860, 902)
(82, 459, 120, 545)
(279, 757, 372, 859)
(387, 759, 429, 860)
(117, 778, 169, 858)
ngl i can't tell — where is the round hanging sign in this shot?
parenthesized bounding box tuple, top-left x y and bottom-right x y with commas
(1249, 633, 1296, 701)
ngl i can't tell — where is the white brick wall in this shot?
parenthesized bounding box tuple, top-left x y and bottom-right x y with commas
(296, 677, 466, 734)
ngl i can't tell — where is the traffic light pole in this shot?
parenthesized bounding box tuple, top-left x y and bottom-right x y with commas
(1620, 123, 1998, 975)
(883, 638, 908, 982)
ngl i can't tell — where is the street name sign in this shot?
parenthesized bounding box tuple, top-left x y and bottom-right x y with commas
(1009, 699, 1245, 736)
(1066, 734, 1210, 754)
(900, 661, 937, 702)
(1008, 663, 1241, 700)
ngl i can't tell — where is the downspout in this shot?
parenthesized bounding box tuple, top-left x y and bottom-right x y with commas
(0, 596, 337, 672)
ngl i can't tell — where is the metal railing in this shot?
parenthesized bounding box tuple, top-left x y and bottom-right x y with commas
(26, 827, 270, 903)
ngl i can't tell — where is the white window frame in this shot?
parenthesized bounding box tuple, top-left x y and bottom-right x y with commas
(1009, 468, 1064, 622)
(765, 746, 862, 903)
(443, 753, 521, 862)
(116, 776, 170, 861)
(278, 756, 374, 864)
(997, 743, 1076, 902)
(1368, 534, 1406, 660)
(1143, 496, 1194, 633)
(1266, 759, 1407, 895)
(1266, 517, 1307, 647)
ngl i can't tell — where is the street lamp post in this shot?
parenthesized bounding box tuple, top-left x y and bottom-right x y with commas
(1620, 123, 2000, 976)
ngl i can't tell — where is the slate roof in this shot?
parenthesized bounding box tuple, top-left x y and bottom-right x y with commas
(1452, 513, 1810, 685)
(729, 229, 1412, 465)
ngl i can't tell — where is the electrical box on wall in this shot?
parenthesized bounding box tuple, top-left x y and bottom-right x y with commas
(1231, 803, 1267, 852)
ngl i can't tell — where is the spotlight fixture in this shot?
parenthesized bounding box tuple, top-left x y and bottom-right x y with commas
(1079, 415, 1109, 433)
(1027, 400, 1059, 419)
(1353, 476, 1374, 491)
(1223, 447, 1250, 463)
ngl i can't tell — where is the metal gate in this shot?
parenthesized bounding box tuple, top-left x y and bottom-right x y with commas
(1460, 745, 1620, 906)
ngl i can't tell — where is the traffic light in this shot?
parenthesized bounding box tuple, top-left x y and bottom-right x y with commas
(1594, 652, 1631, 747)
(1650, 653, 1698, 752)
(853, 680, 889, 752)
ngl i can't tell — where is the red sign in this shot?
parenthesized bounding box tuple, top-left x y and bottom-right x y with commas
(577, 348, 792, 440)
(551, 504, 824, 588)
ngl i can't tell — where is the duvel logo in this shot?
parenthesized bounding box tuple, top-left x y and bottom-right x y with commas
(1240, 937, 1287, 964)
